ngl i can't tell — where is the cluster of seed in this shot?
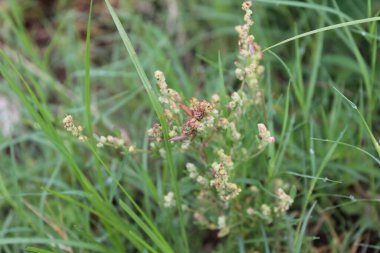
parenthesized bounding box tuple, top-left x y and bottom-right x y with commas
(235, 1, 264, 102)
(179, 98, 216, 138)
(217, 149, 234, 170)
(155, 71, 182, 114)
(186, 163, 208, 186)
(217, 215, 230, 238)
(257, 123, 275, 148)
(62, 115, 137, 152)
(210, 161, 241, 201)
(185, 163, 208, 186)
(150, 71, 220, 148)
(163, 192, 175, 208)
(274, 188, 293, 215)
(96, 135, 135, 152)
(147, 123, 163, 144)
(215, 118, 241, 142)
(228, 91, 245, 113)
(62, 115, 87, 142)
(260, 204, 273, 223)
(245, 185, 293, 224)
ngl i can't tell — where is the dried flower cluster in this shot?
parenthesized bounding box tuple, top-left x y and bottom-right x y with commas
(210, 162, 241, 201)
(235, 1, 264, 103)
(96, 135, 135, 153)
(155, 70, 182, 114)
(163, 191, 175, 208)
(63, 115, 87, 142)
(257, 123, 275, 148)
(274, 188, 294, 214)
(62, 115, 136, 153)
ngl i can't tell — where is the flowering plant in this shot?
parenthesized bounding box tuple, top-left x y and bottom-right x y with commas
(62, 0, 293, 244)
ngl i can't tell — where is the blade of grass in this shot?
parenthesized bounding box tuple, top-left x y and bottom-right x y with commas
(253, 0, 351, 21)
(84, 0, 93, 134)
(305, 13, 324, 117)
(332, 85, 380, 157)
(330, 1, 373, 126)
(0, 238, 105, 252)
(263, 16, 380, 52)
(293, 202, 317, 253)
(25, 247, 57, 253)
(217, 51, 228, 106)
(311, 138, 380, 165)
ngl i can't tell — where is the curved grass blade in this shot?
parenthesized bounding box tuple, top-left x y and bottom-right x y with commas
(84, 0, 93, 134)
(293, 202, 317, 253)
(264, 16, 380, 52)
(0, 238, 105, 252)
(25, 247, 56, 253)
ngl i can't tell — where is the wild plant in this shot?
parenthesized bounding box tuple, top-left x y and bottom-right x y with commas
(62, 1, 294, 243)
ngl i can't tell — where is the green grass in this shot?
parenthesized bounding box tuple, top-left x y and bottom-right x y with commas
(1, 0, 380, 252)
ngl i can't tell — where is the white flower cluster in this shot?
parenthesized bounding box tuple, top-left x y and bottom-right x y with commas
(210, 162, 241, 201)
(217, 118, 241, 141)
(274, 188, 293, 214)
(258, 188, 293, 224)
(235, 1, 265, 102)
(63, 115, 87, 142)
(217, 149, 234, 170)
(154, 70, 182, 114)
(217, 215, 230, 238)
(186, 163, 208, 187)
(257, 123, 275, 148)
(96, 135, 123, 147)
(163, 191, 175, 208)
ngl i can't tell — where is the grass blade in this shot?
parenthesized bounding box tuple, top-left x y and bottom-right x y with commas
(25, 247, 56, 253)
(293, 202, 317, 253)
(84, 0, 93, 134)
(264, 16, 380, 52)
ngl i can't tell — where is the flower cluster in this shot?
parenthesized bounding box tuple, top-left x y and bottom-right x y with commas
(217, 215, 230, 238)
(245, 185, 294, 224)
(163, 192, 175, 208)
(62, 115, 87, 142)
(149, 77, 219, 148)
(257, 123, 275, 148)
(217, 149, 234, 170)
(186, 163, 208, 187)
(62, 115, 137, 153)
(235, 1, 264, 102)
(228, 91, 247, 115)
(155, 71, 182, 114)
(96, 135, 135, 152)
(210, 161, 241, 201)
(147, 123, 163, 143)
(274, 188, 293, 215)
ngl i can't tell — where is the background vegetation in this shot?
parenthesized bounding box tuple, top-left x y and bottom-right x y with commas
(0, 0, 380, 252)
